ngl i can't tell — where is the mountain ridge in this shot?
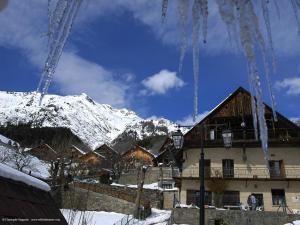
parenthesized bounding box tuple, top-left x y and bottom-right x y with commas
(0, 91, 182, 150)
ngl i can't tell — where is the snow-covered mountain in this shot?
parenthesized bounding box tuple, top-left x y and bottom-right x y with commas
(0, 91, 182, 149)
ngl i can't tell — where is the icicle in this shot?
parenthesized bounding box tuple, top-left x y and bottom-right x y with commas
(37, 0, 82, 102)
(248, 0, 278, 122)
(192, 0, 201, 121)
(178, 0, 189, 74)
(261, 0, 277, 73)
(247, 63, 259, 141)
(199, 0, 208, 43)
(215, 0, 239, 50)
(273, 0, 281, 19)
(290, 0, 300, 35)
(239, 0, 269, 162)
(161, 0, 169, 23)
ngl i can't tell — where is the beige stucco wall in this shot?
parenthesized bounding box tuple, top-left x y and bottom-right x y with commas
(181, 179, 300, 211)
(180, 147, 300, 211)
(182, 147, 300, 178)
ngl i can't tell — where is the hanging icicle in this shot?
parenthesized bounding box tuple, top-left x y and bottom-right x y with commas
(37, 0, 82, 103)
(192, 0, 201, 121)
(290, 0, 300, 35)
(178, 0, 189, 74)
(161, 0, 169, 23)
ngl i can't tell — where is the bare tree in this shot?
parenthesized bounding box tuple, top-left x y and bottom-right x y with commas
(134, 165, 150, 219)
(0, 148, 11, 164)
(10, 148, 36, 172)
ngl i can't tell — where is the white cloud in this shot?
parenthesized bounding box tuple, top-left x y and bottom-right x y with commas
(176, 111, 210, 127)
(275, 77, 300, 95)
(141, 70, 184, 95)
(55, 52, 129, 107)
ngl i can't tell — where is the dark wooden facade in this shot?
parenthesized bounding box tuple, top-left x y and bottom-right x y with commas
(94, 144, 119, 170)
(27, 144, 57, 162)
(184, 87, 300, 149)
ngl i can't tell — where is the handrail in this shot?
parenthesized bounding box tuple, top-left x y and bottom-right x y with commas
(182, 167, 300, 179)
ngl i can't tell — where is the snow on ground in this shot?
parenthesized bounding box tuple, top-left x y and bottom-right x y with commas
(61, 209, 126, 225)
(284, 221, 300, 225)
(61, 208, 172, 225)
(0, 163, 50, 191)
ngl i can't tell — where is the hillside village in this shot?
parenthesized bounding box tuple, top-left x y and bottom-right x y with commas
(0, 87, 300, 225)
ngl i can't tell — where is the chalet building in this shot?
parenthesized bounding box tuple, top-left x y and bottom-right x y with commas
(70, 145, 85, 159)
(122, 145, 156, 170)
(27, 143, 57, 162)
(0, 163, 67, 225)
(94, 144, 120, 169)
(179, 87, 300, 211)
(78, 151, 105, 165)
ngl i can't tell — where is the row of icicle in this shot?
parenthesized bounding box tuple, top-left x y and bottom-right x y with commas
(162, 0, 300, 162)
(37, 0, 82, 104)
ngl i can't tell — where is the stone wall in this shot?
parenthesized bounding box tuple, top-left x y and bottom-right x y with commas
(62, 187, 136, 215)
(172, 208, 300, 225)
(163, 190, 179, 209)
(74, 182, 163, 209)
(118, 167, 179, 185)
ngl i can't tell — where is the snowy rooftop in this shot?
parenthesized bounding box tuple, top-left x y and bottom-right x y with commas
(0, 163, 50, 191)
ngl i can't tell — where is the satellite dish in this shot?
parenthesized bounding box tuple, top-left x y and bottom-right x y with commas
(0, 0, 8, 12)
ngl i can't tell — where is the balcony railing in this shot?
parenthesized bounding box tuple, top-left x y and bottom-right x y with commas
(182, 167, 300, 179)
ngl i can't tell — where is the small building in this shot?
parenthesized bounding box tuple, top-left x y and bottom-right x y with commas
(27, 143, 57, 162)
(0, 163, 67, 225)
(78, 151, 105, 165)
(122, 145, 156, 170)
(94, 144, 120, 170)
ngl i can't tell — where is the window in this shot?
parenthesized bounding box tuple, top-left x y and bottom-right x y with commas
(222, 159, 234, 178)
(271, 189, 286, 206)
(222, 191, 240, 206)
(186, 190, 212, 206)
(269, 160, 285, 178)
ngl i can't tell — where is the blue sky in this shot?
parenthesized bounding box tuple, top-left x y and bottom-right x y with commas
(0, 0, 299, 124)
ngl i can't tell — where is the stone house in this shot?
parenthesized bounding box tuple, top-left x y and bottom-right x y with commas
(179, 87, 300, 211)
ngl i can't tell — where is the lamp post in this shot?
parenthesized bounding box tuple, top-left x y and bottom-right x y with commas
(199, 126, 205, 225)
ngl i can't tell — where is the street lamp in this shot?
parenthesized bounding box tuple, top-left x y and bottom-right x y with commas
(172, 129, 184, 150)
(222, 130, 233, 148)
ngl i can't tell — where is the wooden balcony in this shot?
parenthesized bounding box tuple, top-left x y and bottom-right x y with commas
(181, 167, 300, 180)
(184, 128, 300, 148)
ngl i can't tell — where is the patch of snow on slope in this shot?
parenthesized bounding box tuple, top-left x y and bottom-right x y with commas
(0, 163, 50, 191)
